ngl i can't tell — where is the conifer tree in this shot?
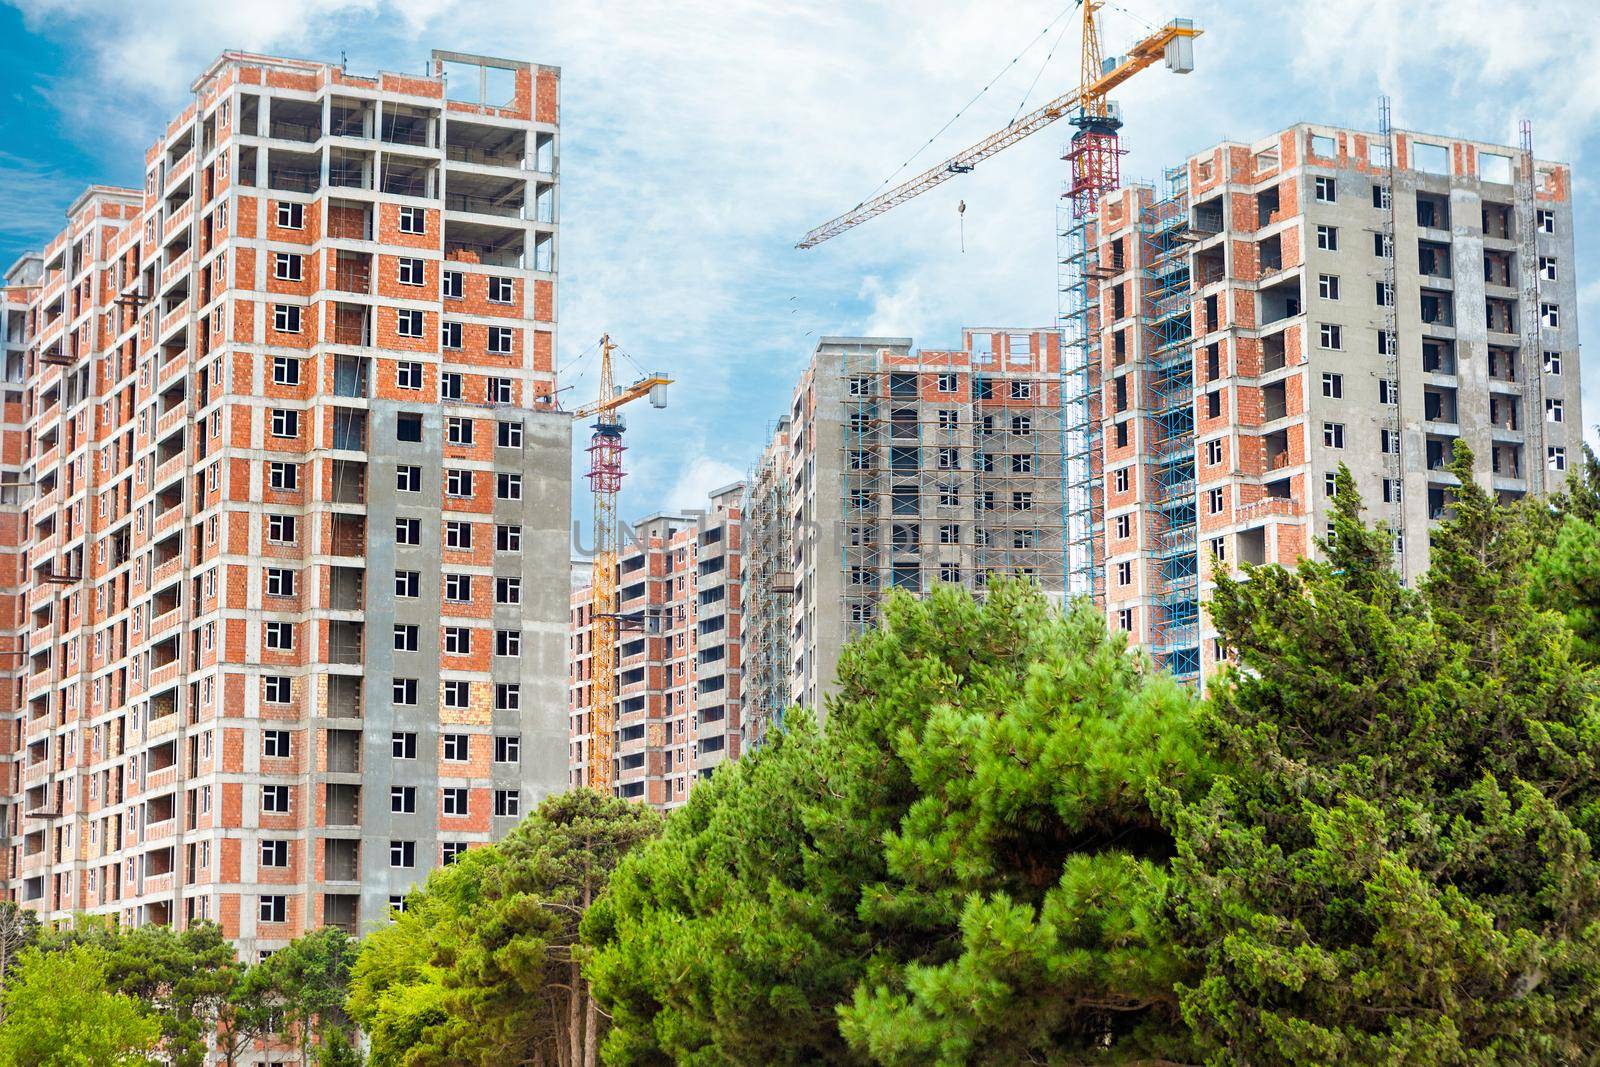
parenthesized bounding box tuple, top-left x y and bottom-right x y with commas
(586, 580, 1209, 1065)
(1168, 453, 1600, 1062)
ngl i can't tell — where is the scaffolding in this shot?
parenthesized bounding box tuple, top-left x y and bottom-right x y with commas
(836, 335, 1071, 638)
(1137, 168, 1200, 680)
(742, 425, 793, 749)
(1377, 97, 1407, 569)
(1059, 204, 1103, 604)
(1515, 118, 1549, 499)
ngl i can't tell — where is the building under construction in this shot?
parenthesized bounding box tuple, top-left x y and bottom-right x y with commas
(569, 483, 744, 809)
(742, 329, 1070, 735)
(1079, 122, 1582, 682)
(744, 115, 1582, 739)
(0, 48, 571, 953)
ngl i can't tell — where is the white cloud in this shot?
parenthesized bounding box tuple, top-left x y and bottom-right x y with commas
(857, 276, 924, 338)
(663, 456, 744, 514)
(0, 151, 84, 256)
(12, 0, 1600, 488)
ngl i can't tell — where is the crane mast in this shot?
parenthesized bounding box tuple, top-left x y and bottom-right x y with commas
(578, 336, 671, 794)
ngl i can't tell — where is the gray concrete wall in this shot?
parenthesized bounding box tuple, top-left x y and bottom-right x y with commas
(357, 402, 568, 926)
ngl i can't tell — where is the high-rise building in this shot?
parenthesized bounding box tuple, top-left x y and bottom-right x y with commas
(1083, 122, 1580, 680)
(741, 329, 1069, 741)
(0, 48, 570, 953)
(741, 419, 793, 750)
(569, 482, 744, 809)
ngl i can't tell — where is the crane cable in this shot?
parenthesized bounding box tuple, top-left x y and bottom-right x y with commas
(855, 1, 1081, 209)
(1009, 8, 1077, 125)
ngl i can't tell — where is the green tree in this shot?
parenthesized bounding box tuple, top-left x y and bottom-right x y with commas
(0, 903, 39, 1016)
(101, 921, 240, 1067)
(214, 980, 276, 1067)
(0, 943, 159, 1066)
(315, 1025, 364, 1067)
(243, 927, 357, 1067)
(586, 580, 1210, 1065)
(1168, 455, 1600, 1062)
(1526, 443, 1600, 665)
(348, 789, 660, 1067)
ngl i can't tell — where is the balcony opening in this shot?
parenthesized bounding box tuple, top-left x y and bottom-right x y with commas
(1264, 428, 1291, 472)
(328, 621, 364, 664)
(332, 408, 367, 451)
(329, 565, 365, 609)
(266, 149, 320, 194)
(381, 104, 436, 148)
(1415, 190, 1450, 229)
(1259, 275, 1301, 325)
(1254, 184, 1280, 227)
(1422, 339, 1456, 375)
(324, 840, 359, 882)
(1482, 202, 1512, 240)
(325, 784, 360, 827)
(1423, 386, 1458, 424)
(1487, 346, 1518, 383)
(446, 218, 526, 270)
(1482, 249, 1513, 287)
(333, 354, 371, 398)
(329, 97, 374, 138)
(328, 148, 373, 191)
(445, 118, 526, 167)
(324, 894, 358, 936)
(1418, 240, 1452, 279)
(445, 171, 526, 219)
(380, 153, 437, 198)
(1492, 442, 1522, 479)
(1262, 381, 1287, 421)
(1425, 435, 1458, 471)
(1488, 394, 1520, 432)
(331, 514, 366, 557)
(1419, 289, 1454, 327)
(268, 98, 322, 143)
(327, 675, 362, 719)
(330, 461, 367, 505)
(1485, 297, 1517, 334)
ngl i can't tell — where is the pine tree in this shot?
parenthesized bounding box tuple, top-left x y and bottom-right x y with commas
(586, 580, 1209, 1064)
(1169, 454, 1600, 1062)
(348, 789, 659, 1067)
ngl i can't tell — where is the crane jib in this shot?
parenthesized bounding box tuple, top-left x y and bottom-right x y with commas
(795, 19, 1200, 250)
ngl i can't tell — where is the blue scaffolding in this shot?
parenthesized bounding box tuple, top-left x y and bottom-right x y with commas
(1137, 168, 1200, 680)
(1058, 203, 1102, 604)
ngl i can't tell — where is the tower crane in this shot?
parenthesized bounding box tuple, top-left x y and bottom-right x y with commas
(573, 336, 671, 795)
(797, 2, 1200, 248)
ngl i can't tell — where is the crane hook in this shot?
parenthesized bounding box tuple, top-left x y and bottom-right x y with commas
(958, 199, 967, 253)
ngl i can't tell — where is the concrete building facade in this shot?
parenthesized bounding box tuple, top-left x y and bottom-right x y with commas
(741, 329, 1069, 741)
(741, 420, 793, 750)
(569, 482, 744, 810)
(0, 48, 570, 955)
(1089, 122, 1581, 678)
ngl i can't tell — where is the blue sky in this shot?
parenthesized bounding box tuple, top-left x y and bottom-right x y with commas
(4, 0, 1597, 529)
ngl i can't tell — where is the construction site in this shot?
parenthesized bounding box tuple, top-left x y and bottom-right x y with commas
(732, 0, 1583, 741)
(0, 0, 1583, 928)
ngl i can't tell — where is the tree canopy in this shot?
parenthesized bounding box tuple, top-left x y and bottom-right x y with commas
(585, 580, 1212, 1065)
(1168, 453, 1600, 1061)
(0, 943, 160, 1067)
(348, 788, 660, 1067)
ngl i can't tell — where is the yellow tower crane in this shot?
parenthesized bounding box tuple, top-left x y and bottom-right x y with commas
(573, 336, 671, 795)
(797, 2, 1200, 248)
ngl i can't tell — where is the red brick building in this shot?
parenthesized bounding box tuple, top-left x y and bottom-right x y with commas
(570, 482, 744, 809)
(0, 48, 571, 957)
